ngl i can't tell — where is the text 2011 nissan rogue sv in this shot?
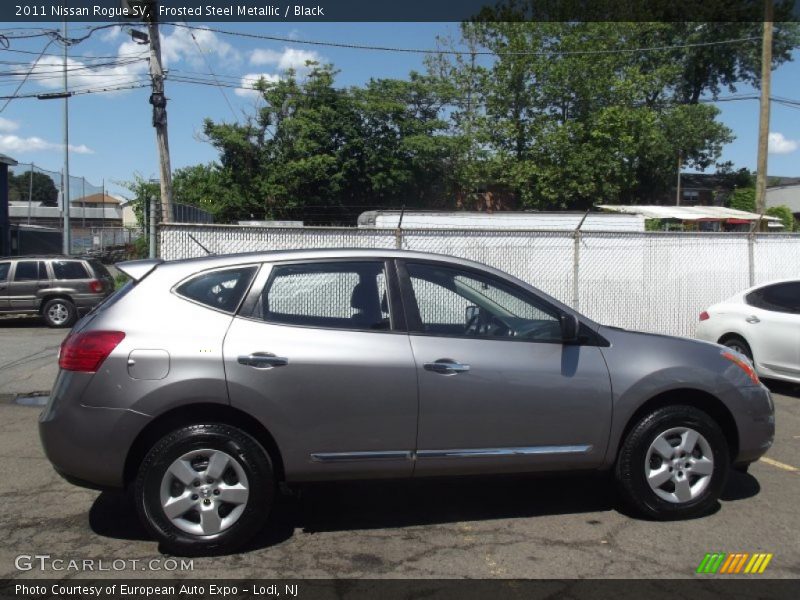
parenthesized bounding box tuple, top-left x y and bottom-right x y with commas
(40, 249, 774, 554)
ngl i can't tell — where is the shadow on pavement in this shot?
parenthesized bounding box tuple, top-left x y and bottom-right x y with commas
(763, 379, 800, 399)
(720, 470, 761, 502)
(89, 469, 761, 554)
(0, 316, 47, 328)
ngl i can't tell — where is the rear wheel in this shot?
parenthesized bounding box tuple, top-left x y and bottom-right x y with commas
(615, 405, 729, 520)
(42, 298, 76, 328)
(134, 424, 274, 555)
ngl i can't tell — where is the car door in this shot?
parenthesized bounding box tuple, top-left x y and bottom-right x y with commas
(7, 260, 46, 311)
(397, 260, 613, 476)
(0, 261, 10, 309)
(745, 282, 800, 378)
(223, 259, 419, 482)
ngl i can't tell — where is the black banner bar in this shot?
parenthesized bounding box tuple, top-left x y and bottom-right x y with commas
(1, 0, 799, 23)
(2, 580, 800, 600)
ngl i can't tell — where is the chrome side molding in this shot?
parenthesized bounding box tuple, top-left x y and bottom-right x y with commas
(310, 445, 592, 462)
(310, 451, 414, 462)
(417, 445, 592, 459)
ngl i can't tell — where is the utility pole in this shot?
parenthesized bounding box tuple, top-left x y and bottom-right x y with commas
(62, 17, 71, 254)
(144, 1, 173, 223)
(755, 0, 773, 230)
(676, 151, 682, 206)
(27, 164, 33, 225)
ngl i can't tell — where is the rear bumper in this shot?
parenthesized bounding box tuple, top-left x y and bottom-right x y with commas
(39, 371, 150, 489)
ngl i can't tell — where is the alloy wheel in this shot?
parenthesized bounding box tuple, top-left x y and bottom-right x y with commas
(47, 303, 69, 325)
(159, 449, 249, 536)
(645, 427, 714, 504)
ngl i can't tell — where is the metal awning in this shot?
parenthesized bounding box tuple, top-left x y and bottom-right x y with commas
(596, 205, 781, 222)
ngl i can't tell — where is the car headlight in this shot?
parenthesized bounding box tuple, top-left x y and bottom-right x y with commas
(721, 349, 759, 385)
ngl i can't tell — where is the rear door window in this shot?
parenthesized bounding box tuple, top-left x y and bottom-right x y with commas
(252, 261, 391, 331)
(747, 282, 800, 314)
(13, 261, 45, 281)
(0, 262, 9, 281)
(52, 260, 89, 280)
(175, 266, 258, 313)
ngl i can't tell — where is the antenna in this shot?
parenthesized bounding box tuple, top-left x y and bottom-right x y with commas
(188, 233, 213, 255)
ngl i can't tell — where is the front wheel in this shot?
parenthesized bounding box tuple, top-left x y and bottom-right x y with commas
(134, 424, 274, 555)
(615, 405, 729, 520)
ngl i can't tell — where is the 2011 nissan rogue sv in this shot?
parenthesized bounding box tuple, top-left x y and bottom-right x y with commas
(39, 249, 775, 554)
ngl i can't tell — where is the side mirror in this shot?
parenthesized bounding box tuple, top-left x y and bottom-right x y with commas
(559, 313, 580, 344)
(465, 305, 481, 323)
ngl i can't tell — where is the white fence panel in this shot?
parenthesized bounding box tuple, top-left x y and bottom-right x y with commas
(160, 224, 800, 338)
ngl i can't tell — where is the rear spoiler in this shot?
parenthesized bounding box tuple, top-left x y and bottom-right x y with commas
(115, 258, 163, 282)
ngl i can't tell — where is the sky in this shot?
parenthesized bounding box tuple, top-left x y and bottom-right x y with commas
(0, 21, 798, 199)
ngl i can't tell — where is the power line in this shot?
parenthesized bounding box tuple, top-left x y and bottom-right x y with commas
(0, 38, 56, 113)
(184, 22, 238, 120)
(1, 47, 149, 61)
(167, 23, 761, 57)
(0, 81, 150, 100)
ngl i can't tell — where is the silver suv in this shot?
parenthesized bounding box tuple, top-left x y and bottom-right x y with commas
(0, 256, 114, 327)
(39, 250, 774, 555)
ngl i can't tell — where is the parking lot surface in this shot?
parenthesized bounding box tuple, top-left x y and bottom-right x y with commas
(1, 319, 798, 579)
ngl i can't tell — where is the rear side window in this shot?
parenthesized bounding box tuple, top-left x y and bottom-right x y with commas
(0, 262, 9, 281)
(13, 261, 46, 281)
(747, 282, 800, 313)
(251, 261, 391, 331)
(52, 260, 89, 280)
(87, 259, 111, 279)
(176, 266, 258, 313)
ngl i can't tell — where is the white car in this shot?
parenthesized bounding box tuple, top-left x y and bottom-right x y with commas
(697, 279, 800, 384)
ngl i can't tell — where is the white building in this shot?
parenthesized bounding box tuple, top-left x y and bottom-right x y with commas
(357, 210, 645, 231)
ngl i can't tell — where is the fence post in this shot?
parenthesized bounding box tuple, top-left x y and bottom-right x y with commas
(394, 205, 405, 250)
(748, 231, 755, 287)
(572, 211, 589, 310)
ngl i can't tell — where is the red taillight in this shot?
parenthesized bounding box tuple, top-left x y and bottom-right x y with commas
(89, 279, 103, 293)
(721, 350, 760, 385)
(699, 311, 710, 321)
(59, 331, 125, 372)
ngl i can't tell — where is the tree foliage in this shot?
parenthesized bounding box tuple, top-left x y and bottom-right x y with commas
(129, 19, 799, 223)
(766, 205, 796, 231)
(8, 171, 59, 206)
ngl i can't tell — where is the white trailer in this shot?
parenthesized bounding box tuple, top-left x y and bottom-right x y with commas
(357, 210, 645, 231)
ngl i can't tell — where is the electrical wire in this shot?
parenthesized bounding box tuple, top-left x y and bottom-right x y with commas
(0, 81, 150, 100)
(0, 38, 56, 113)
(166, 23, 761, 57)
(184, 22, 238, 120)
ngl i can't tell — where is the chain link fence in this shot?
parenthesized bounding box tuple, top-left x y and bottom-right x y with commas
(160, 223, 800, 338)
(8, 162, 104, 215)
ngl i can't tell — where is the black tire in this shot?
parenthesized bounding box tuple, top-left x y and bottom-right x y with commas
(615, 405, 729, 520)
(41, 297, 77, 328)
(134, 424, 275, 556)
(720, 335, 753, 362)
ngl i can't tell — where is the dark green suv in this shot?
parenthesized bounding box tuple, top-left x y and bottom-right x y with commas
(0, 256, 114, 327)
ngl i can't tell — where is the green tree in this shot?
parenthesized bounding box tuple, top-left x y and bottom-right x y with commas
(727, 187, 756, 212)
(430, 18, 797, 209)
(8, 171, 59, 206)
(116, 173, 159, 227)
(202, 63, 453, 223)
(765, 205, 795, 231)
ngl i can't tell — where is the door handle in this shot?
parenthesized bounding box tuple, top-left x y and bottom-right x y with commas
(237, 353, 289, 369)
(745, 315, 760, 324)
(424, 359, 470, 375)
